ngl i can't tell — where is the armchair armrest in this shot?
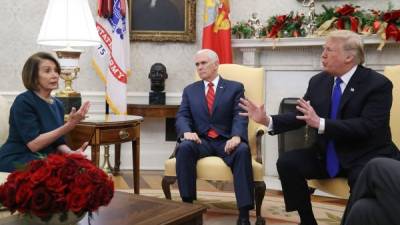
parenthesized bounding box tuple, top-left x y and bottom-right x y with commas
(255, 126, 266, 164)
(168, 142, 180, 159)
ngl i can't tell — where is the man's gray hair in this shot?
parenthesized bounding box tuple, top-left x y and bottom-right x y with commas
(196, 49, 219, 63)
(327, 30, 365, 65)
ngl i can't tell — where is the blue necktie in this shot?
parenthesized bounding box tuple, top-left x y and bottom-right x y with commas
(326, 78, 342, 177)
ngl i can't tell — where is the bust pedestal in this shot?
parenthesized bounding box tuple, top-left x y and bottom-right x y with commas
(149, 92, 166, 105)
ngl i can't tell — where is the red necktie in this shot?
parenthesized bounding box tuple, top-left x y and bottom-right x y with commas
(206, 82, 218, 138)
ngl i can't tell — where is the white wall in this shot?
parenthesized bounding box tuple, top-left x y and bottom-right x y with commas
(0, 0, 398, 93)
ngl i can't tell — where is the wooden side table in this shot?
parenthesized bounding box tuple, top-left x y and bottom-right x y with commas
(127, 104, 179, 141)
(127, 104, 179, 117)
(66, 114, 143, 194)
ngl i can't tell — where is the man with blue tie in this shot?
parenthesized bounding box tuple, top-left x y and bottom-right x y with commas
(239, 30, 399, 225)
(175, 49, 254, 225)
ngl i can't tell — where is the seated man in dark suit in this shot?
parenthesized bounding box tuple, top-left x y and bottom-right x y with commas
(239, 30, 399, 225)
(175, 49, 254, 225)
(341, 157, 400, 225)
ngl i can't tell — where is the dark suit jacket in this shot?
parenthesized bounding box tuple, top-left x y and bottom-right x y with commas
(176, 77, 248, 143)
(270, 65, 398, 169)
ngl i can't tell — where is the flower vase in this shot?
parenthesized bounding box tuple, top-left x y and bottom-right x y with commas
(24, 211, 87, 225)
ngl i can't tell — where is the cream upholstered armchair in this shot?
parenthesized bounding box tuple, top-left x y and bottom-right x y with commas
(162, 64, 266, 225)
(307, 65, 400, 199)
(0, 95, 10, 146)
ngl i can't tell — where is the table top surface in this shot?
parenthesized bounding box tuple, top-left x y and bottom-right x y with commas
(0, 192, 207, 225)
(128, 104, 179, 108)
(79, 114, 144, 125)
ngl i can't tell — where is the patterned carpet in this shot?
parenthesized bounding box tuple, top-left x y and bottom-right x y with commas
(119, 189, 344, 225)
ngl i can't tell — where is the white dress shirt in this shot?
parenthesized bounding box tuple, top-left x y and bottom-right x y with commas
(203, 75, 219, 95)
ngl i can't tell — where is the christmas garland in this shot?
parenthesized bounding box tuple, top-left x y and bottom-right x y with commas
(232, 3, 400, 46)
(266, 11, 305, 38)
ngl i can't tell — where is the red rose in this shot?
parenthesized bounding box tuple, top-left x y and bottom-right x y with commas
(73, 173, 93, 194)
(67, 154, 94, 169)
(88, 181, 114, 211)
(86, 194, 101, 211)
(97, 179, 114, 206)
(67, 192, 88, 212)
(47, 154, 67, 169)
(336, 4, 355, 16)
(30, 166, 51, 185)
(45, 176, 66, 193)
(15, 182, 32, 212)
(28, 159, 46, 172)
(30, 187, 53, 217)
(86, 177, 114, 211)
(0, 183, 17, 212)
(57, 162, 79, 182)
(86, 168, 109, 184)
(6, 171, 28, 186)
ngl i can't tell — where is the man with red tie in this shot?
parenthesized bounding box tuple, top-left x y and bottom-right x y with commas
(175, 49, 253, 225)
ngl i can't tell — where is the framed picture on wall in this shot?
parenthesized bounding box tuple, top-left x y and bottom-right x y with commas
(128, 0, 196, 42)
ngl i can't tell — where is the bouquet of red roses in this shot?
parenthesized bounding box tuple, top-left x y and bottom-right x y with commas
(0, 153, 114, 220)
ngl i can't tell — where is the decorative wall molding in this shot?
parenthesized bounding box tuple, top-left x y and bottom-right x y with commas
(233, 35, 400, 71)
(0, 91, 182, 114)
(232, 34, 390, 48)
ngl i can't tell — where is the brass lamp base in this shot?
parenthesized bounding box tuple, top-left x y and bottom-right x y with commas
(54, 47, 83, 114)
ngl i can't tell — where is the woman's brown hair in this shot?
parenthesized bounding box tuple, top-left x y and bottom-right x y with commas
(21, 52, 60, 91)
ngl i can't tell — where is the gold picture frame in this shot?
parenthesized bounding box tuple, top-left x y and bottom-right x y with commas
(128, 0, 196, 42)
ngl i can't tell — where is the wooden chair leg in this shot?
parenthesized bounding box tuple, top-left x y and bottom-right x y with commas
(254, 181, 266, 225)
(162, 176, 177, 200)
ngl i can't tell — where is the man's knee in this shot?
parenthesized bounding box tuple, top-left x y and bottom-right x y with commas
(233, 143, 251, 160)
(276, 152, 296, 171)
(358, 158, 396, 182)
(176, 140, 197, 159)
(345, 199, 381, 225)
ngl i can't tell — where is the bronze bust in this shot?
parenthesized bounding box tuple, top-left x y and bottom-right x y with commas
(148, 63, 168, 104)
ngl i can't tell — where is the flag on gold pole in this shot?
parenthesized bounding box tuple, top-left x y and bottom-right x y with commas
(202, 0, 232, 64)
(92, 0, 130, 114)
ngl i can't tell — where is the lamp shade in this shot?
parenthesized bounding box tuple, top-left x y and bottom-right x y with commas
(37, 0, 100, 47)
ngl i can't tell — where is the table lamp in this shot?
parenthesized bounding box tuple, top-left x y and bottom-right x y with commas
(37, 0, 100, 113)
